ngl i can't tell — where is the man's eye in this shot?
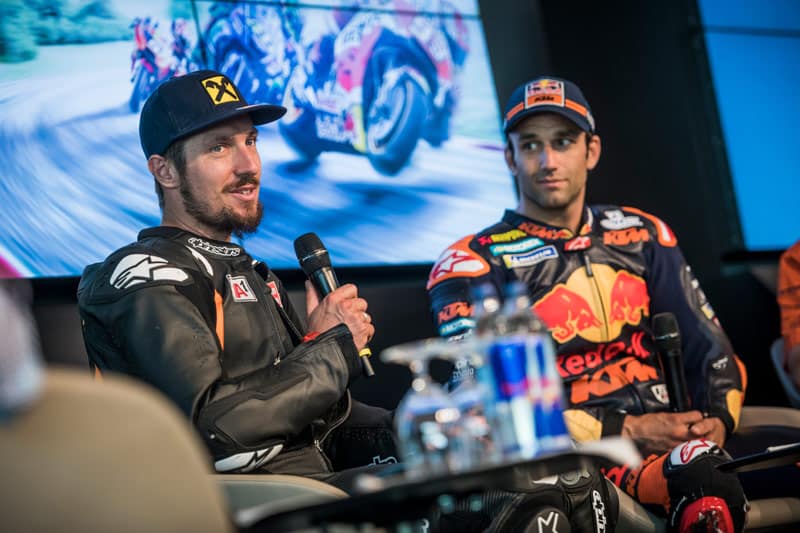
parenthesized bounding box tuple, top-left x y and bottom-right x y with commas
(246, 137, 258, 146)
(523, 142, 540, 151)
(555, 138, 575, 149)
(210, 144, 225, 153)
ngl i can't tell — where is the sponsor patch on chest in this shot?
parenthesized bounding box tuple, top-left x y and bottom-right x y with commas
(266, 281, 283, 308)
(502, 245, 558, 268)
(227, 275, 258, 302)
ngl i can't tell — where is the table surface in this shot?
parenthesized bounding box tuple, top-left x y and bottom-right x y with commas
(241, 437, 641, 532)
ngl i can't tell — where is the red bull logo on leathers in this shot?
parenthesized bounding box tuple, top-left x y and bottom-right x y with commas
(534, 284, 602, 343)
(533, 264, 650, 344)
(608, 271, 650, 327)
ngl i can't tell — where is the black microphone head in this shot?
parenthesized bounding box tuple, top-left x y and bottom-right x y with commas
(294, 232, 332, 275)
(653, 312, 681, 352)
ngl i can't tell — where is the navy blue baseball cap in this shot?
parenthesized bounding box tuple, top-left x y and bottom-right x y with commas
(502, 76, 595, 135)
(139, 70, 287, 158)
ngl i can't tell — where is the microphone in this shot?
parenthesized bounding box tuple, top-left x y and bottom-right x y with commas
(653, 312, 690, 412)
(294, 233, 375, 377)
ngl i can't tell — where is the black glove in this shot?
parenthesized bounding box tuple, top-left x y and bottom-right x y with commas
(664, 440, 747, 533)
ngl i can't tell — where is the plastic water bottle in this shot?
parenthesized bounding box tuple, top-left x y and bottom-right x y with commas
(446, 283, 503, 469)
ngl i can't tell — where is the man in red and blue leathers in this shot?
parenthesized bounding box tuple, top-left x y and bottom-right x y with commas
(428, 76, 752, 532)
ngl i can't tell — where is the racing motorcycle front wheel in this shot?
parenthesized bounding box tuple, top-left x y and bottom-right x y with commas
(278, 69, 322, 162)
(365, 72, 427, 176)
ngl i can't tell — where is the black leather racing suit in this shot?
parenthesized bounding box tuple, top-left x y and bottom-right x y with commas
(78, 227, 394, 477)
(428, 206, 750, 528)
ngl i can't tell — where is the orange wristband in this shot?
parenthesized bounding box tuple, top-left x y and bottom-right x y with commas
(302, 331, 321, 342)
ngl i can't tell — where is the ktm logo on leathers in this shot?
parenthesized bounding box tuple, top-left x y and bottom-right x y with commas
(570, 356, 658, 404)
(603, 228, 649, 246)
(437, 301, 473, 325)
(518, 221, 573, 240)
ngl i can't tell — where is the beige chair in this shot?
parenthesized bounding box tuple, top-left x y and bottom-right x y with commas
(738, 405, 800, 529)
(0, 368, 345, 532)
(769, 338, 800, 408)
(215, 473, 347, 527)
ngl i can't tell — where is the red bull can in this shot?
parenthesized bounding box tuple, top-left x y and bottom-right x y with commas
(528, 332, 572, 452)
(487, 335, 536, 459)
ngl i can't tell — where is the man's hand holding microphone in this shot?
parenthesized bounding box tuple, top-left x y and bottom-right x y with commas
(295, 232, 376, 377)
(305, 280, 374, 353)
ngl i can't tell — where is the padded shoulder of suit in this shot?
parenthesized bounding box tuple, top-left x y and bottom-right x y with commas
(79, 238, 207, 303)
(594, 204, 679, 247)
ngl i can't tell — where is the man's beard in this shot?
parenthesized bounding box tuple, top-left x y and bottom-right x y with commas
(179, 174, 264, 240)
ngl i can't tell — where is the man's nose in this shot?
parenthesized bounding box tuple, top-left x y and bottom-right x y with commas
(538, 143, 556, 169)
(235, 145, 261, 173)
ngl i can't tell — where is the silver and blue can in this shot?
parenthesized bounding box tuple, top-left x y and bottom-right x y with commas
(488, 334, 537, 459)
(528, 333, 571, 452)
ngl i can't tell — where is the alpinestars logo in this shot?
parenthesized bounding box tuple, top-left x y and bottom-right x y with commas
(536, 510, 561, 533)
(592, 489, 607, 533)
(187, 237, 241, 256)
(109, 254, 188, 289)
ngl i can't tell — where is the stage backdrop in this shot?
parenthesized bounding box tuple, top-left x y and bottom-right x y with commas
(0, 0, 516, 278)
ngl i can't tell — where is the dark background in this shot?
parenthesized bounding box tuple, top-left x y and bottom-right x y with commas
(26, 0, 788, 409)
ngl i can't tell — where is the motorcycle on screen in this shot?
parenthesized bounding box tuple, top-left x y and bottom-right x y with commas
(279, 1, 468, 175)
(129, 17, 194, 113)
(200, 3, 302, 106)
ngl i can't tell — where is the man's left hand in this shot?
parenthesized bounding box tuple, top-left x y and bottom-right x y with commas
(688, 416, 727, 447)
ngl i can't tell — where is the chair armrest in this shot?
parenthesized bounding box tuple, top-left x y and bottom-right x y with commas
(212, 474, 347, 528)
(740, 406, 800, 430)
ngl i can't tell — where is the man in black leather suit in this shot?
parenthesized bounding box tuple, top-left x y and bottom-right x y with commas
(78, 70, 396, 484)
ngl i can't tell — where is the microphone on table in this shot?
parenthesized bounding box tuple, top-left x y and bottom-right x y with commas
(653, 312, 690, 412)
(294, 232, 375, 377)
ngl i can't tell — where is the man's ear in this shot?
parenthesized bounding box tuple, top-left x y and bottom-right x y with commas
(586, 134, 602, 171)
(504, 142, 517, 175)
(147, 155, 179, 190)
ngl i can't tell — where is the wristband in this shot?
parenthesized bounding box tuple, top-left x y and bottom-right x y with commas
(302, 331, 321, 343)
